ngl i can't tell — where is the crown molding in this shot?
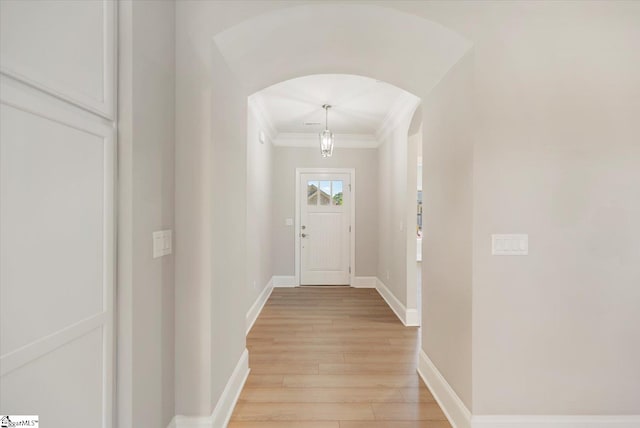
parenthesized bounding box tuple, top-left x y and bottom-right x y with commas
(375, 91, 421, 141)
(273, 132, 380, 148)
(250, 90, 419, 147)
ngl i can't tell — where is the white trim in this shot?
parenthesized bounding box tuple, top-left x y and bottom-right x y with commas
(0, 0, 116, 119)
(375, 278, 419, 327)
(272, 275, 298, 287)
(406, 308, 419, 326)
(246, 278, 273, 334)
(0, 312, 107, 376)
(417, 349, 472, 428)
(172, 416, 212, 428)
(351, 276, 377, 288)
(210, 348, 250, 427)
(173, 349, 250, 428)
(273, 132, 380, 148)
(375, 92, 421, 141)
(295, 168, 356, 287)
(166, 417, 177, 428)
(472, 415, 640, 428)
(349, 171, 356, 287)
(417, 351, 640, 428)
(0, 75, 115, 132)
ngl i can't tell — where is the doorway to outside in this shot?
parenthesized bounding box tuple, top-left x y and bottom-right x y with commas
(295, 168, 355, 286)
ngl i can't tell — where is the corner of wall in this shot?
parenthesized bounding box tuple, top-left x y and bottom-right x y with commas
(417, 350, 471, 428)
(352, 276, 377, 288)
(246, 278, 273, 334)
(375, 278, 419, 327)
(171, 349, 250, 428)
(272, 275, 298, 287)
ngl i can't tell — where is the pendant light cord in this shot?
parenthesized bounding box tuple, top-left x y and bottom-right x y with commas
(323, 104, 331, 131)
(326, 105, 329, 130)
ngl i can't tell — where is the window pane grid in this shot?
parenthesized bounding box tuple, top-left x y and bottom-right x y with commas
(307, 180, 344, 206)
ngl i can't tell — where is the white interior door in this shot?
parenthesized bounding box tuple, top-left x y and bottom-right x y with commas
(1, 1, 115, 426)
(300, 173, 351, 285)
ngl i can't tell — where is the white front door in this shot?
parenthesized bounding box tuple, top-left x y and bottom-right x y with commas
(300, 173, 351, 285)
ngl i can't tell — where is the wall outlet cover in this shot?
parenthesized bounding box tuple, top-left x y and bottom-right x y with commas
(153, 230, 173, 258)
(492, 234, 528, 255)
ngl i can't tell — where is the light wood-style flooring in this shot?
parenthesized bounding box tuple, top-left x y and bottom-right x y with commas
(229, 287, 451, 428)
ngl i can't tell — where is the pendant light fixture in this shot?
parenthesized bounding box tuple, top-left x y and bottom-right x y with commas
(319, 104, 334, 158)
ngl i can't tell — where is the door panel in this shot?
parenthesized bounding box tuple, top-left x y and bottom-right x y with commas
(0, 0, 116, 118)
(308, 213, 343, 270)
(0, 1, 115, 425)
(0, 102, 105, 355)
(0, 77, 115, 428)
(1, 328, 104, 427)
(300, 173, 350, 285)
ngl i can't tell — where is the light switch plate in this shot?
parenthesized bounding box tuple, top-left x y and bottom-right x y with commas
(492, 234, 528, 255)
(153, 230, 173, 258)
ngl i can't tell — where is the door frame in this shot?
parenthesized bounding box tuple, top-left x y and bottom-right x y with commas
(295, 168, 356, 287)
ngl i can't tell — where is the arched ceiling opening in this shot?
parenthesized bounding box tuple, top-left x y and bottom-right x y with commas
(409, 104, 424, 137)
(213, 3, 472, 97)
(249, 73, 420, 147)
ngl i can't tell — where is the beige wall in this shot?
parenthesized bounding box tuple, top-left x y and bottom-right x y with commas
(208, 46, 249, 406)
(175, 4, 245, 415)
(272, 146, 379, 277)
(421, 52, 475, 409)
(398, 0, 640, 414)
(118, 1, 175, 426)
(376, 105, 417, 306)
(464, 2, 640, 414)
(406, 128, 422, 312)
(246, 103, 274, 303)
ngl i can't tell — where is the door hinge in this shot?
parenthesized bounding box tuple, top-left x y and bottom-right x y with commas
(349, 225, 351, 232)
(349, 266, 351, 274)
(349, 184, 352, 192)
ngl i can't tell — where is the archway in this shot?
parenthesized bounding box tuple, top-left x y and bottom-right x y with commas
(245, 73, 421, 302)
(213, 4, 470, 95)
(173, 2, 472, 420)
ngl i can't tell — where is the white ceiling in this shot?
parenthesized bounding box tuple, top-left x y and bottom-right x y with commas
(252, 74, 412, 137)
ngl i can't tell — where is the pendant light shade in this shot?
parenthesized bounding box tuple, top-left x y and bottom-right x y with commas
(319, 104, 334, 157)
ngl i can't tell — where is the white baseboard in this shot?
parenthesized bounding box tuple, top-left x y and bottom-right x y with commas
(352, 276, 377, 288)
(406, 308, 419, 325)
(272, 275, 297, 287)
(375, 278, 419, 326)
(246, 278, 273, 334)
(172, 415, 211, 428)
(210, 348, 250, 427)
(472, 415, 640, 428)
(173, 349, 250, 428)
(166, 416, 177, 428)
(417, 350, 640, 428)
(417, 349, 471, 428)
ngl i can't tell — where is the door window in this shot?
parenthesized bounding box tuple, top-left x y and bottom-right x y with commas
(331, 180, 343, 206)
(307, 180, 344, 206)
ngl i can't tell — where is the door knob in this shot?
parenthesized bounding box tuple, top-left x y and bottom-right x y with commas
(301, 233, 307, 238)
(301, 225, 306, 230)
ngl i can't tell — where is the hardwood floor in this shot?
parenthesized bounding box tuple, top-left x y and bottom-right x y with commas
(229, 287, 451, 428)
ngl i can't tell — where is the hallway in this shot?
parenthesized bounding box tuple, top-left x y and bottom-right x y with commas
(230, 287, 451, 427)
